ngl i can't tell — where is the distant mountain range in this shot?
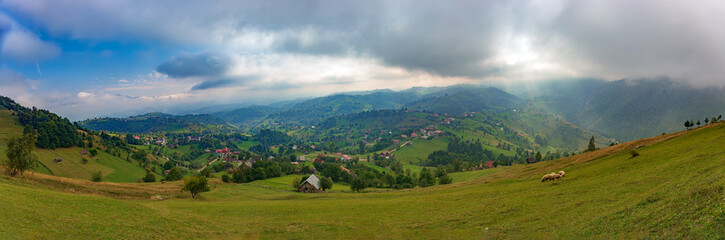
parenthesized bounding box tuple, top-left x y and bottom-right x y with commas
(78, 79, 725, 141)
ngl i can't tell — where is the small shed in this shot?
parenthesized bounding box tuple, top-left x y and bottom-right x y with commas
(526, 157, 537, 164)
(53, 157, 62, 163)
(79, 150, 88, 155)
(298, 174, 321, 193)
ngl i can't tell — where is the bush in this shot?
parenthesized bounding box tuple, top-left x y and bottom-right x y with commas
(166, 167, 183, 181)
(438, 175, 452, 185)
(221, 174, 230, 183)
(182, 175, 210, 199)
(143, 172, 156, 182)
(291, 176, 301, 189)
(630, 150, 640, 158)
(320, 176, 333, 191)
(81, 158, 88, 164)
(91, 171, 103, 182)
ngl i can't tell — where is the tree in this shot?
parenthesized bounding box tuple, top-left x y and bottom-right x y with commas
(131, 150, 147, 162)
(182, 175, 210, 199)
(705, 118, 710, 125)
(684, 120, 692, 130)
(535, 151, 543, 162)
(2, 133, 38, 176)
(221, 174, 231, 183)
(586, 136, 596, 152)
(166, 167, 183, 181)
(350, 178, 366, 192)
(143, 171, 156, 182)
(418, 167, 436, 187)
(696, 120, 701, 127)
(81, 158, 88, 164)
(438, 174, 452, 185)
(291, 176, 302, 189)
(358, 141, 366, 154)
(91, 171, 103, 182)
(89, 148, 98, 157)
(320, 176, 333, 191)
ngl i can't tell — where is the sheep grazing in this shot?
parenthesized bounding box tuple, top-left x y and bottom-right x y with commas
(541, 173, 556, 182)
(541, 171, 566, 182)
(541, 174, 551, 182)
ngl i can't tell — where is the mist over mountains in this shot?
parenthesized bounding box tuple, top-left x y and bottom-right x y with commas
(78, 78, 725, 141)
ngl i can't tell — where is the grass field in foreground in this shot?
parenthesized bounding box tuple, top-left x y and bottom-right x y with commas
(2, 123, 725, 239)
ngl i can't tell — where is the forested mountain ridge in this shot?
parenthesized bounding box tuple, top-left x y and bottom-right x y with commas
(79, 112, 233, 134)
(0, 96, 81, 149)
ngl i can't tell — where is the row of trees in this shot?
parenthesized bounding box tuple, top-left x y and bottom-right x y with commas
(684, 115, 721, 130)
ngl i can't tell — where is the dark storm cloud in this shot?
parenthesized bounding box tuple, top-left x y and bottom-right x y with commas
(156, 52, 233, 78)
(190, 75, 261, 91)
(3, 0, 725, 84)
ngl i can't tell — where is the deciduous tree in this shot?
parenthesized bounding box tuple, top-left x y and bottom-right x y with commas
(182, 175, 210, 198)
(2, 133, 38, 176)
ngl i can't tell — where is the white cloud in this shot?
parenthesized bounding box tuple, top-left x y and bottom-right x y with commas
(0, 12, 61, 62)
(76, 91, 93, 98)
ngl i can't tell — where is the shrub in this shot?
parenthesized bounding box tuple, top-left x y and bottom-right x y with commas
(143, 172, 156, 182)
(81, 158, 88, 164)
(221, 174, 230, 183)
(320, 177, 333, 191)
(438, 175, 452, 185)
(91, 171, 103, 182)
(630, 150, 640, 158)
(291, 176, 301, 189)
(166, 167, 183, 181)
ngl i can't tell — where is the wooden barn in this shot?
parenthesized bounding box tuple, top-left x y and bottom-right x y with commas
(298, 174, 321, 193)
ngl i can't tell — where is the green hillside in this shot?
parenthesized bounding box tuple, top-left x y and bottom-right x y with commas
(0, 109, 152, 182)
(2, 122, 725, 238)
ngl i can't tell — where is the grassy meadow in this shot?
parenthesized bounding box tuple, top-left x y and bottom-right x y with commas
(2, 122, 725, 238)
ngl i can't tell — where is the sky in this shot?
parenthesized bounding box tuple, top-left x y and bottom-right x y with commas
(1, 0, 725, 120)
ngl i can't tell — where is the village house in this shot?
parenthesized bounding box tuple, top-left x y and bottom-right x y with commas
(298, 174, 321, 193)
(340, 165, 350, 173)
(79, 149, 88, 155)
(297, 156, 306, 161)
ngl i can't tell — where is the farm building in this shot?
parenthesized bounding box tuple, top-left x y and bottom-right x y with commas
(79, 150, 88, 155)
(53, 157, 62, 163)
(298, 174, 321, 193)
